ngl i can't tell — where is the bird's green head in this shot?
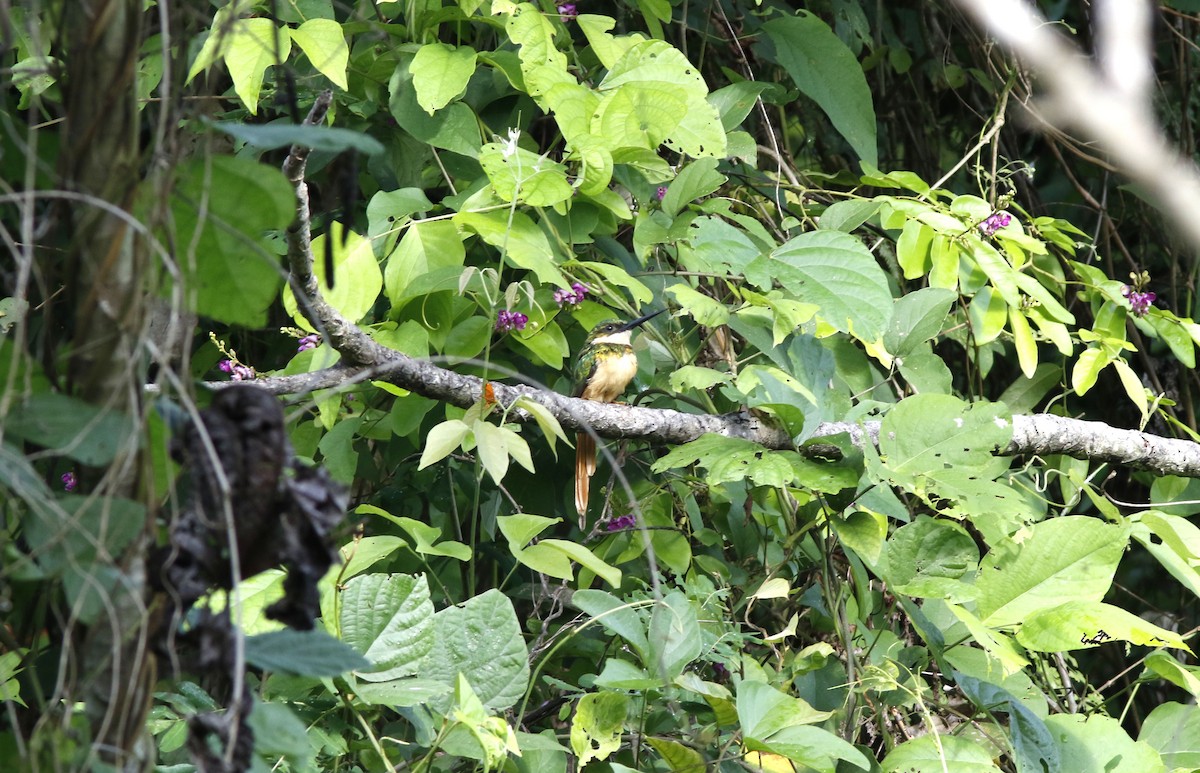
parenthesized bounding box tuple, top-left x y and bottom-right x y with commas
(584, 309, 664, 345)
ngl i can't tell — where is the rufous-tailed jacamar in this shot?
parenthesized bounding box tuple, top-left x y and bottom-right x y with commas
(573, 309, 665, 517)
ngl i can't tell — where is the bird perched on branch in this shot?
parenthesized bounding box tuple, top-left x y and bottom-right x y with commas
(573, 309, 664, 518)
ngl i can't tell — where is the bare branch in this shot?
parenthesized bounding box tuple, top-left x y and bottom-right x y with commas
(223, 355, 1200, 479)
(951, 0, 1200, 252)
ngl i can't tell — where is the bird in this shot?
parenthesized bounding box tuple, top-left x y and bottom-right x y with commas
(573, 308, 665, 518)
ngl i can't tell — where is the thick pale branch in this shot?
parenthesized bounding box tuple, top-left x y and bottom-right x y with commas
(239, 90, 1200, 481)
(239, 355, 1200, 478)
(952, 0, 1200, 252)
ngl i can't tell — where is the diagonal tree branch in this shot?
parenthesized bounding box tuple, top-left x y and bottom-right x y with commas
(951, 0, 1200, 254)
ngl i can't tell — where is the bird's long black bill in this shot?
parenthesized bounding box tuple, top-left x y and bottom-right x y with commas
(620, 308, 666, 332)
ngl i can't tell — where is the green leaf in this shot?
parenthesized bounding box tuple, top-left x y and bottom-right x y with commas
(997, 363, 1060, 414)
(384, 219, 466, 307)
(420, 589, 530, 711)
(708, 80, 776, 131)
(882, 735, 1001, 773)
(164, 155, 293, 326)
(1047, 714, 1165, 773)
(572, 589, 650, 660)
(6, 393, 134, 466)
(223, 18, 290, 115)
(418, 419, 471, 470)
(244, 628, 371, 676)
(389, 515, 472, 561)
(759, 12, 877, 167)
(290, 18, 349, 89)
(1112, 357, 1149, 423)
(678, 215, 762, 275)
(211, 122, 383, 155)
(577, 14, 644, 69)
(819, 199, 881, 233)
(24, 495, 143, 578)
(661, 158, 726, 216)
(882, 516, 979, 600)
(1009, 307, 1039, 378)
(283, 224, 382, 330)
(975, 516, 1130, 627)
(539, 539, 623, 588)
(1072, 345, 1108, 396)
(389, 53, 482, 157)
(736, 680, 832, 741)
(339, 573, 436, 681)
(646, 592, 702, 680)
(410, 42, 477, 114)
(514, 395, 570, 457)
(247, 702, 313, 769)
(896, 219, 934, 278)
(455, 210, 568, 286)
(668, 365, 731, 392)
(954, 675, 1057, 772)
(442, 316, 493, 362)
(647, 737, 706, 772)
(479, 141, 573, 207)
(571, 691, 628, 765)
(1139, 702, 1200, 771)
(877, 395, 1012, 486)
(474, 420, 510, 484)
(946, 604, 1030, 674)
(1016, 600, 1190, 652)
(745, 725, 869, 773)
(666, 284, 729, 327)
(651, 434, 797, 488)
(831, 509, 887, 565)
(1148, 313, 1196, 368)
(884, 287, 956, 356)
(599, 40, 726, 157)
(593, 82, 685, 150)
(746, 230, 891, 341)
(498, 512, 560, 547)
(352, 678, 452, 707)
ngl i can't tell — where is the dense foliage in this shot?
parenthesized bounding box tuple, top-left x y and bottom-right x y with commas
(6, 1, 1200, 771)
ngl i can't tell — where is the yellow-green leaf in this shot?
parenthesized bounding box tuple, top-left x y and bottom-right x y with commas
(1009, 307, 1038, 378)
(291, 18, 349, 89)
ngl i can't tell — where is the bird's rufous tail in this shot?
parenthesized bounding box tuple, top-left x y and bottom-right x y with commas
(575, 432, 596, 519)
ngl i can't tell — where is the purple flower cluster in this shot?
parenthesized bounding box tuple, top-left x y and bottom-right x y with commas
(979, 212, 1012, 237)
(297, 333, 320, 352)
(1122, 285, 1157, 317)
(62, 471, 77, 492)
(605, 514, 636, 532)
(656, 185, 668, 201)
(218, 359, 255, 381)
(557, 3, 578, 20)
(495, 309, 529, 332)
(554, 282, 590, 307)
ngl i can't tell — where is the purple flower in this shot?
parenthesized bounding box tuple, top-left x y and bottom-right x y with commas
(605, 514, 636, 532)
(711, 662, 730, 682)
(495, 309, 529, 332)
(557, 3, 578, 20)
(1122, 285, 1157, 317)
(297, 333, 320, 352)
(553, 282, 590, 307)
(218, 359, 255, 381)
(979, 212, 1012, 237)
(656, 185, 668, 201)
(61, 471, 77, 492)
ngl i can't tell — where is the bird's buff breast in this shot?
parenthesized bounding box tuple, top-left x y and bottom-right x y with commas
(581, 351, 639, 403)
